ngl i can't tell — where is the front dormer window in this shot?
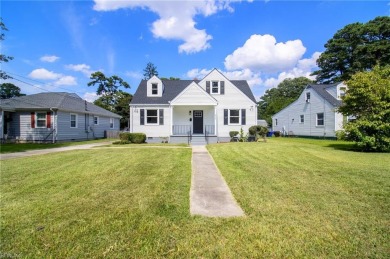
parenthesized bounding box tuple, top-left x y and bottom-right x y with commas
(152, 83, 158, 95)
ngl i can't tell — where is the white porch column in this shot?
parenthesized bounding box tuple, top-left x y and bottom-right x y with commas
(214, 105, 217, 136)
(170, 104, 173, 135)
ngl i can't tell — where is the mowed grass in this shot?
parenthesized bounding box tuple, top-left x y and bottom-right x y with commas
(1, 139, 389, 257)
(0, 138, 113, 154)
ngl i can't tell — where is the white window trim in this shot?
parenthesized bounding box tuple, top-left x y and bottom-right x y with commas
(211, 81, 220, 95)
(70, 113, 78, 128)
(151, 83, 158, 95)
(305, 92, 311, 102)
(94, 116, 99, 125)
(36, 111, 47, 128)
(110, 118, 114, 129)
(316, 113, 324, 127)
(300, 115, 304, 124)
(228, 109, 241, 125)
(145, 109, 159, 125)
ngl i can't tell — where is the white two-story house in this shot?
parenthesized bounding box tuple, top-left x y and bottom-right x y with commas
(129, 69, 258, 144)
(272, 82, 347, 138)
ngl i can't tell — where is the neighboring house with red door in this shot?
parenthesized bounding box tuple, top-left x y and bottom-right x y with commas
(129, 68, 258, 144)
(0, 92, 121, 142)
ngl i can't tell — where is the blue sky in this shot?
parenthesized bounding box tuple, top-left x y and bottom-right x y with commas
(1, 0, 389, 101)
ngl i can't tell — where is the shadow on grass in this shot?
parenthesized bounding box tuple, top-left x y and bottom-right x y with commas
(326, 142, 362, 152)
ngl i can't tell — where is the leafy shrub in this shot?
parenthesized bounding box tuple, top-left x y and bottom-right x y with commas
(229, 131, 239, 138)
(130, 133, 146, 144)
(274, 131, 281, 137)
(249, 125, 269, 141)
(119, 132, 132, 141)
(113, 140, 130, 145)
(335, 130, 347, 140)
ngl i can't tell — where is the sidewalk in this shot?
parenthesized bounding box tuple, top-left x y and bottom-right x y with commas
(190, 146, 245, 217)
(0, 142, 112, 160)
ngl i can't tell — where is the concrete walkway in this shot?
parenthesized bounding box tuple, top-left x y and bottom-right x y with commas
(0, 142, 112, 160)
(190, 146, 245, 217)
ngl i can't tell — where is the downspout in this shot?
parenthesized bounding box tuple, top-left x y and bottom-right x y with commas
(50, 108, 58, 143)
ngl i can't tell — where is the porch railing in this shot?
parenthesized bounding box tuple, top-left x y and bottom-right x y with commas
(172, 125, 215, 135)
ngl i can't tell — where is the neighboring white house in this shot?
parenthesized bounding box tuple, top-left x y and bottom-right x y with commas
(272, 82, 347, 138)
(129, 69, 258, 144)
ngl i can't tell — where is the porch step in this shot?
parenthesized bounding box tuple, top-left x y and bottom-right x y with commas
(190, 136, 207, 146)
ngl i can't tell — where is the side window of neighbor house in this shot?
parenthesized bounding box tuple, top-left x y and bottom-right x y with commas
(36, 112, 47, 128)
(152, 83, 158, 95)
(110, 118, 114, 129)
(300, 115, 304, 123)
(94, 116, 99, 125)
(317, 113, 324, 126)
(306, 92, 311, 102)
(275, 118, 278, 126)
(70, 113, 77, 128)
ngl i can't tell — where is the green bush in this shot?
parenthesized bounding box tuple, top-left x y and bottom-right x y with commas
(335, 130, 347, 140)
(130, 133, 146, 144)
(274, 131, 281, 137)
(249, 125, 269, 140)
(112, 140, 131, 145)
(119, 132, 132, 141)
(229, 131, 239, 138)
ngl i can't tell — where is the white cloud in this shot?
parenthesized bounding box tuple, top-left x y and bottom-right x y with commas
(83, 92, 99, 102)
(93, 0, 249, 54)
(54, 76, 77, 86)
(224, 34, 306, 73)
(29, 68, 61, 80)
(126, 71, 143, 80)
(40, 55, 60, 63)
(186, 68, 212, 79)
(66, 64, 94, 77)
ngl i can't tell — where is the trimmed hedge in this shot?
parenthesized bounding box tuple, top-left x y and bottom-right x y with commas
(118, 132, 146, 144)
(229, 131, 239, 138)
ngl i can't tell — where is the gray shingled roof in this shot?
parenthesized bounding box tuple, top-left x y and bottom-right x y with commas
(130, 79, 257, 105)
(0, 92, 121, 118)
(307, 84, 342, 107)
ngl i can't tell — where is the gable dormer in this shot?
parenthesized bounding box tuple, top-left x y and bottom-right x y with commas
(147, 76, 164, 97)
(199, 69, 227, 95)
(336, 82, 347, 99)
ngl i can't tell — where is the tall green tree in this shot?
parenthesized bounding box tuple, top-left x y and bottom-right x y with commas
(0, 18, 14, 80)
(258, 77, 313, 125)
(0, 83, 25, 99)
(143, 62, 158, 80)
(338, 65, 390, 152)
(312, 16, 390, 83)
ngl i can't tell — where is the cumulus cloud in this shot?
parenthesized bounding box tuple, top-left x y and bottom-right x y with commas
(54, 75, 77, 86)
(29, 68, 61, 80)
(93, 0, 248, 54)
(126, 71, 143, 80)
(66, 64, 94, 77)
(83, 92, 99, 102)
(186, 68, 212, 79)
(224, 34, 306, 73)
(40, 55, 60, 63)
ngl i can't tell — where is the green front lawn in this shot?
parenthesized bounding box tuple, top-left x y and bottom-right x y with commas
(0, 138, 113, 154)
(1, 139, 389, 257)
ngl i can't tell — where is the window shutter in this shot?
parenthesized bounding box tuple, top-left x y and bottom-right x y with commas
(220, 81, 225, 95)
(224, 109, 228, 125)
(159, 109, 164, 125)
(140, 109, 145, 125)
(241, 109, 246, 125)
(31, 112, 35, 128)
(46, 112, 51, 128)
(206, 81, 210, 93)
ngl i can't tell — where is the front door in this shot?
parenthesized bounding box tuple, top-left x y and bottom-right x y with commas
(193, 110, 203, 134)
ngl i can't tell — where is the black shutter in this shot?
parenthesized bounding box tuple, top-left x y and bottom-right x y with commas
(140, 109, 145, 125)
(220, 81, 225, 95)
(159, 109, 164, 125)
(224, 109, 228, 125)
(206, 81, 210, 93)
(241, 109, 246, 125)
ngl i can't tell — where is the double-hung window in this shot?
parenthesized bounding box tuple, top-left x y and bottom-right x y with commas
(229, 109, 240, 124)
(306, 92, 311, 102)
(300, 115, 304, 123)
(36, 112, 47, 128)
(317, 113, 324, 126)
(110, 118, 114, 129)
(211, 81, 219, 94)
(151, 83, 158, 95)
(146, 109, 158, 124)
(70, 113, 77, 128)
(94, 116, 99, 125)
